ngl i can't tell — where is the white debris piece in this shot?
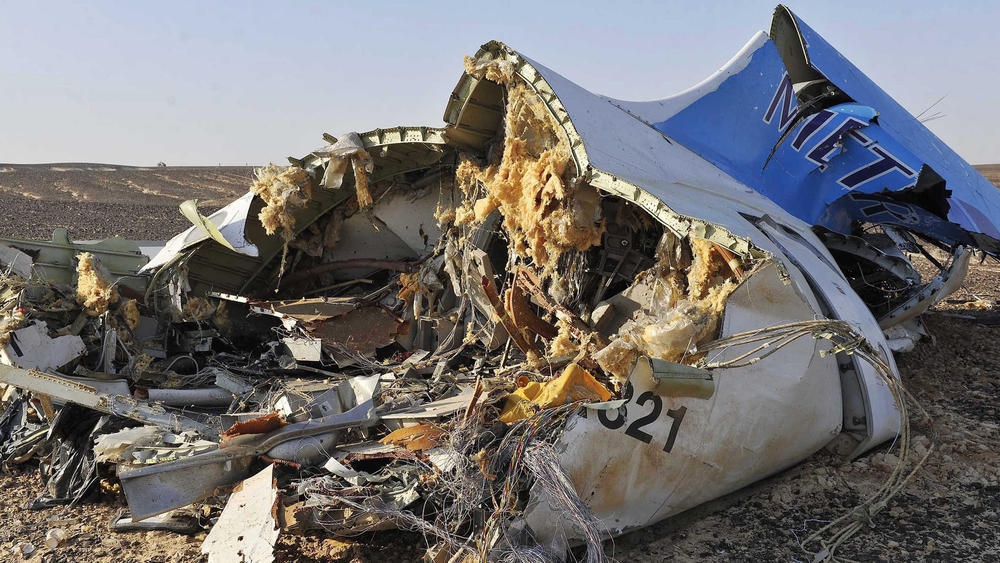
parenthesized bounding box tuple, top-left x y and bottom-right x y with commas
(323, 457, 365, 485)
(94, 426, 166, 463)
(0, 321, 85, 371)
(281, 336, 322, 362)
(425, 447, 464, 473)
(13, 542, 35, 558)
(0, 244, 33, 278)
(213, 368, 254, 395)
(201, 463, 280, 563)
(44, 528, 67, 549)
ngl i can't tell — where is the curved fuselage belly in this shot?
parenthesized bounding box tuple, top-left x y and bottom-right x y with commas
(525, 261, 846, 542)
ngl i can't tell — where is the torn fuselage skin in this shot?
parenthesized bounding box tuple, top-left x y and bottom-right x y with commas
(450, 44, 899, 548)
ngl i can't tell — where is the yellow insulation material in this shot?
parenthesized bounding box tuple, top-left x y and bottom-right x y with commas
(76, 252, 120, 316)
(593, 237, 739, 387)
(463, 55, 515, 84)
(131, 354, 152, 379)
(499, 363, 611, 423)
(688, 238, 728, 299)
(251, 164, 311, 241)
(435, 205, 457, 225)
(351, 157, 373, 209)
(182, 297, 215, 322)
(459, 54, 741, 390)
(547, 318, 579, 358)
(0, 308, 26, 346)
(640, 293, 729, 361)
(456, 82, 604, 276)
(121, 299, 140, 331)
(396, 271, 420, 304)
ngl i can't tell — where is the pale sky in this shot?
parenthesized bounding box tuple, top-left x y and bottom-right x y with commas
(2, 0, 998, 166)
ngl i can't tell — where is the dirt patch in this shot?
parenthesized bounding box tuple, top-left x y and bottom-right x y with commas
(0, 164, 250, 240)
(0, 466, 205, 562)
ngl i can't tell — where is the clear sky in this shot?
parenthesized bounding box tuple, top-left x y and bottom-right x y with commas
(2, 1, 998, 166)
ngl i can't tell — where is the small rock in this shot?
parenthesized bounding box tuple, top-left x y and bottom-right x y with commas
(44, 527, 67, 549)
(924, 539, 937, 554)
(873, 452, 899, 472)
(13, 542, 35, 558)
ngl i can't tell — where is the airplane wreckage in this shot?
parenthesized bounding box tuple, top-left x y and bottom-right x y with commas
(1, 6, 998, 561)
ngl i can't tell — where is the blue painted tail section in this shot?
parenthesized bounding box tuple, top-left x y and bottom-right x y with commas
(643, 6, 1000, 251)
(649, 40, 792, 192)
(786, 8, 1000, 242)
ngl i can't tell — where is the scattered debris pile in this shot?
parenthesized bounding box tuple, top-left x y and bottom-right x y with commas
(0, 97, 749, 561)
(3, 5, 997, 562)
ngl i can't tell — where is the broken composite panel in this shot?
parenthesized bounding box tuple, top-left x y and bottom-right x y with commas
(1, 5, 997, 561)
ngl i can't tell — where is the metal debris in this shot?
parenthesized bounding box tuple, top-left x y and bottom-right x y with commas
(200, 464, 281, 563)
(0, 6, 996, 563)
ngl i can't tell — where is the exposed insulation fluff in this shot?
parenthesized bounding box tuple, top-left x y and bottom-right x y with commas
(319, 132, 374, 212)
(121, 299, 140, 331)
(463, 55, 515, 84)
(351, 156, 374, 209)
(182, 297, 215, 322)
(0, 307, 26, 346)
(547, 318, 579, 358)
(688, 238, 729, 299)
(435, 204, 457, 225)
(251, 164, 311, 241)
(396, 271, 421, 304)
(456, 82, 604, 275)
(450, 63, 741, 387)
(76, 252, 120, 316)
(593, 237, 738, 386)
(132, 354, 152, 377)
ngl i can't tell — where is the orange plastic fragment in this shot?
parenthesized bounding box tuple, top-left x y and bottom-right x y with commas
(380, 423, 445, 451)
(221, 412, 288, 440)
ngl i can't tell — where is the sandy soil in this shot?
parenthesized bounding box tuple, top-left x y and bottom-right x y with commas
(0, 164, 251, 240)
(1, 164, 998, 561)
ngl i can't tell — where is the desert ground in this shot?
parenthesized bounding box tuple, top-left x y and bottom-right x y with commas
(0, 164, 252, 240)
(0, 163, 997, 561)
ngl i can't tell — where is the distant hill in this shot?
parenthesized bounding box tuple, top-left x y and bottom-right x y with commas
(0, 164, 254, 208)
(0, 164, 255, 240)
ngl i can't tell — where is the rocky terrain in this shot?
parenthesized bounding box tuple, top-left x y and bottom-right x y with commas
(0, 163, 997, 561)
(0, 164, 251, 240)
